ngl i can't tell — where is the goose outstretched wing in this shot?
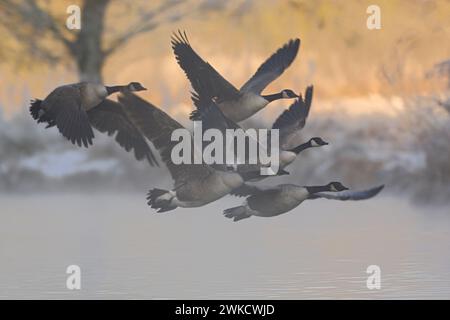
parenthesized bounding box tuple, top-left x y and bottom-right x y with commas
(272, 86, 313, 150)
(240, 39, 300, 94)
(43, 85, 94, 147)
(190, 91, 240, 131)
(171, 31, 240, 103)
(308, 185, 385, 201)
(87, 99, 158, 166)
(118, 91, 214, 187)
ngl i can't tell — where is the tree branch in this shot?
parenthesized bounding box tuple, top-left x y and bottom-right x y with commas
(24, 0, 76, 52)
(0, 0, 75, 54)
(103, 0, 184, 57)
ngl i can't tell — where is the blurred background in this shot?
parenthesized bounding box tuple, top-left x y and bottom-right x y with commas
(1, 0, 450, 299)
(1, 0, 450, 202)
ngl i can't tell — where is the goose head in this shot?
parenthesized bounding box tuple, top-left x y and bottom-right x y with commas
(281, 89, 299, 99)
(285, 137, 328, 158)
(127, 82, 147, 92)
(309, 137, 329, 147)
(327, 182, 349, 192)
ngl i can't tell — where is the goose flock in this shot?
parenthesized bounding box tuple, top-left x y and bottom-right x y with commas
(29, 31, 384, 222)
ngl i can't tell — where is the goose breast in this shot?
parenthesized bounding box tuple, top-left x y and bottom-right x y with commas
(80, 83, 108, 110)
(248, 185, 308, 217)
(176, 171, 243, 206)
(219, 93, 269, 122)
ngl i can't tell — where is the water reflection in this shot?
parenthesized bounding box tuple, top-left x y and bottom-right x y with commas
(0, 193, 449, 299)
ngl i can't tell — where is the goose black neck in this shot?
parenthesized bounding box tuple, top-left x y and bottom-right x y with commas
(106, 85, 126, 95)
(305, 185, 330, 194)
(289, 141, 312, 154)
(261, 92, 283, 102)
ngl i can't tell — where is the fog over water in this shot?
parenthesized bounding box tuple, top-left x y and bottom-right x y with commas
(1, 193, 449, 299)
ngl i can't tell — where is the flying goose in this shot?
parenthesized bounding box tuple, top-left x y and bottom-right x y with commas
(224, 183, 384, 222)
(117, 91, 283, 212)
(29, 82, 158, 165)
(272, 85, 315, 151)
(269, 85, 330, 167)
(190, 86, 326, 171)
(171, 31, 300, 122)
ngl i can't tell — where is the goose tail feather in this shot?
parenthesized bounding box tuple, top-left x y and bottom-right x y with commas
(146, 188, 177, 213)
(29, 99, 43, 121)
(223, 206, 251, 222)
(30, 99, 56, 128)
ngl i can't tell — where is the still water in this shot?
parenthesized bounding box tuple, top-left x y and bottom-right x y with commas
(1, 193, 449, 299)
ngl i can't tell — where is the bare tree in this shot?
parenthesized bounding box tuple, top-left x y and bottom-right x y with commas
(427, 59, 450, 90)
(0, 0, 197, 82)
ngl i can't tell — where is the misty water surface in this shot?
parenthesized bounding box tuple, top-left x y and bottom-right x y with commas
(1, 193, 449, 299)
